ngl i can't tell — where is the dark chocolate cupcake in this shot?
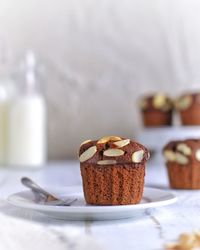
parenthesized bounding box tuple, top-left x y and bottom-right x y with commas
(163, 139, 200, 189)
(175, 93, 200, 125)
(79, 136, 150, 205)
(139, 93, 173, 127)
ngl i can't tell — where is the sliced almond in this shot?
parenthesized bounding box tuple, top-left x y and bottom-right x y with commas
(132, 150, 144, 163)
(179, 233, 195, 246)
(103, 148, 124, 157)
(176, 152, 189, 165)
(97, 136, 122, 144)
(80, 139, 92, 146)
(163, 150, 176, 162)
(152, 94, 166, 109)
(79, 146, 97, 163)
(113, 139, 130, 148)
(165, 231, 200, 250)
(147, 151, 151, 160)
(195, 149, 200, 161)
(175, 95, 192, 111)
(97, 160, 117, 165)
(164, 242, 179, 250)
(177, 143, 192, 156)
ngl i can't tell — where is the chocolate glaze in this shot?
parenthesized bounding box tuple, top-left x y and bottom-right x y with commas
(164, 139, 200, 157)
(140, 94, 173, 112)
(79, 138, 149, 165)
(177, 93, 200, 106)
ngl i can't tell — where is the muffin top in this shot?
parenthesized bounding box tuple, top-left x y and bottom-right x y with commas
(79, 136, 150, 165)
(175, 93, 200, 111)
(163, 139, 200, 165)
(139, 93, 173, 112)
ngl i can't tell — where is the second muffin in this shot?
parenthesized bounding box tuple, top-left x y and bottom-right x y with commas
(139, 93, 173, 127)
(175, 93, 200, 125)
(163, 139, 200, 189)
(79, 136, 150, 205)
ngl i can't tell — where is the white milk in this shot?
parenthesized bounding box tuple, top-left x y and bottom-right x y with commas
(6, 51, 47, 167)
(0, 81, 14, 165)
(0, 99, 7, 164)
(7, 95, 46, 166)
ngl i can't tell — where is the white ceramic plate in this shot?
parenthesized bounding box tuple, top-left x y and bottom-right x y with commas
(7, 186, 177, 221)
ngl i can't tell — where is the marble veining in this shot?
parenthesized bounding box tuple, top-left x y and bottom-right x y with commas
(0, 161, 200, 249)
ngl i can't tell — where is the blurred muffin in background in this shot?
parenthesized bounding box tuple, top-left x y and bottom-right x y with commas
(175, 93, 200, 125)
(139, 93, 173, 127)
(163, 139, 200, 189)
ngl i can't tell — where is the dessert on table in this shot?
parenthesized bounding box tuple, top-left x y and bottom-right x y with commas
(78, 136, 150, 205)
(175, 92, 200, 125)
(139, 93, 173, 127)
(163, 139, 200, 189)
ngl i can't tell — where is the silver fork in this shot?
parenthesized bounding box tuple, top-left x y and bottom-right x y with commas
(21, 177, 77, 206)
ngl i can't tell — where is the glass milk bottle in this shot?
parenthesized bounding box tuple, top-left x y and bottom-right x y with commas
(0, 43, 15, 166)
(0, 84, 8, 165)
(7, 51, 47, 167)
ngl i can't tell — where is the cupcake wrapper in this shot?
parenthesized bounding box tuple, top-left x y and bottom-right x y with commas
(167, 162, 200, 189)
(80, 163, 145, 205)
(142, 110, 172, 127)
(180, 105, 200, 125)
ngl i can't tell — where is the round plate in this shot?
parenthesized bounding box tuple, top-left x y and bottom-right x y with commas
(7, 186, 177, 221)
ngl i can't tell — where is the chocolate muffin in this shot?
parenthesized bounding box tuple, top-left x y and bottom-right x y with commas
(163, 139, 200, 189)
(139, 93, 173, 127)
(79, 136, 150, 205)
(175, 93, 200, 125)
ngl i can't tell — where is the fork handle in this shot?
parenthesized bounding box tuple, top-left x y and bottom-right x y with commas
(21, 177, 49, 197)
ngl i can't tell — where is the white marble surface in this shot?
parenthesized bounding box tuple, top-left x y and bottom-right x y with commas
(1, 161, 200, 250)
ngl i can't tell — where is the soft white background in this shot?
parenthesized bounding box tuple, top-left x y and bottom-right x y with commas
(0, 0, 200, 158)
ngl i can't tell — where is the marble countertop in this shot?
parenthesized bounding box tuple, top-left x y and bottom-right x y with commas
(0, 161, 200, 250)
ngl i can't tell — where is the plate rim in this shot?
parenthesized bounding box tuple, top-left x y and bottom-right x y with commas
(7, 186, 177, 213)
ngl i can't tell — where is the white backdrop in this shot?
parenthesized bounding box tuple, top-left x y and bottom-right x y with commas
(0, 0, 200, 158)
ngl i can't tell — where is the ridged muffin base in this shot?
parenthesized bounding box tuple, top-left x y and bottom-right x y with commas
(80, 163, 145, 205)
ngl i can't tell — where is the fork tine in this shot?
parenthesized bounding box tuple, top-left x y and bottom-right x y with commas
(44, 198, 77, 206)
(63, 198, 78, 206)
